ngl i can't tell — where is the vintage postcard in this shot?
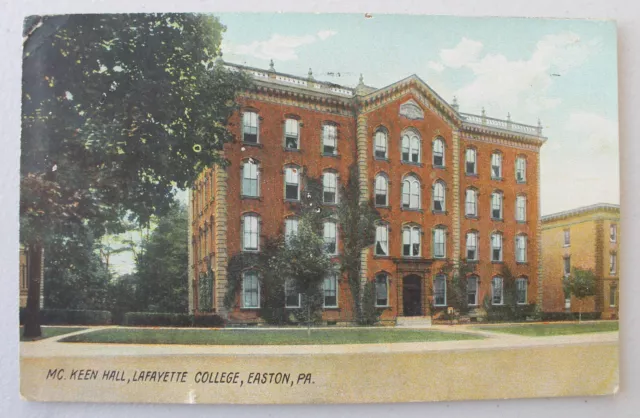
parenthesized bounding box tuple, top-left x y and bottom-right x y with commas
(19, 13, 619, 404)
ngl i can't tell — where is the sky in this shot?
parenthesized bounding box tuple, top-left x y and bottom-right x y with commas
(112, 13, 619, 275)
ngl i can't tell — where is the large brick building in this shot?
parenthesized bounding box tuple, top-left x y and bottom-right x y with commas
(188, 62, 546, 324)
(541, 203, 620, 319)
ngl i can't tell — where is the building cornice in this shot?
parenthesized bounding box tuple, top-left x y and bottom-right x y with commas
(541, 203, 620, 223)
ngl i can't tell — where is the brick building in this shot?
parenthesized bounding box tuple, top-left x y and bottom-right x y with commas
(541, 203, 620, 319)
(188, 62, 546, 324)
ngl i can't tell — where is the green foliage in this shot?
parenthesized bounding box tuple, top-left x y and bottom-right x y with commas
(564, 267, 597, 321)
(106, 274, 139, 324)
(198, 270, 214, 313)
(483, 264, 536, 322)
(440, 259, 478, 317)
(359, 281, 382, 326)
(123, 312, 225, 327)
(19, 308, 112, 325)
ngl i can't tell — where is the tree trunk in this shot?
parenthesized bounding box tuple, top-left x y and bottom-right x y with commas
(23, 242, 43, 338)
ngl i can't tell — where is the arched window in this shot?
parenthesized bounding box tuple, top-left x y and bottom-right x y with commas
(516, 277, 528, 305)
(491, 191, 503, 220)
(402, 175, 421, 209)
(375, 273, 389, 307)
(491, 152, 502, 179)
(467, 275, 479, 306)
(242, 270, 260, 308)
(516, 157, 527, 183)
(242, 159, 259, 197)
(516, 234, 527, 263)
(375, 223, 389, 256)
(242, 111, 259, 144)
(322, 123, 338, 155)
(465, 148, 477, 175)
(323, 171, 338, 204)
(242, 213, 260, 252)
(402, 225, 421, 257)
(374, 174, 388, 207)
(491, 232, 503, 262)
(516, 195, 527, 222)
(465, 188, 478, 217)
(433, 137, 445, 167)
(374, 129, 388, 159)
(433, 226, 446, 258)
(284, 118, 300, 149)
(432, 181, 446, 212)
(284, 165, 300, 201)
(401, 131, 421, 163)
(323, 221, 338, 255)
(466, 231, 479, 261)
(491, 276, 504, 305)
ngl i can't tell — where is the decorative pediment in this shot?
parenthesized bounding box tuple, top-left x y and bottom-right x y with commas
(399, 99, 424, 120)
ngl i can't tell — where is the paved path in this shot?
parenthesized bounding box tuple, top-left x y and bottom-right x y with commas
(20, 325, 619, 358)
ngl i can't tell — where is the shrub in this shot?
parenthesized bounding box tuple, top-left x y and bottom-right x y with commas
(192, 314, 225, 328)
(541, 312, 602, 321)
(19, 308, 112, 325)
(123, 312, 192, 327)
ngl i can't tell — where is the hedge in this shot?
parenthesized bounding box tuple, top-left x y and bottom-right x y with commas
(541, 312, 602, 321)
(19, 308, 112, 325)
(123, 312, 225, 327)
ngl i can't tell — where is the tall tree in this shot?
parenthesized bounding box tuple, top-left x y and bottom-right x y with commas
(21, 14, 251, 337)
(563, 267, 597, 322)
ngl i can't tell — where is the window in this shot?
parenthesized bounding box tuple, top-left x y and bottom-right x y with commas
(401, 132, 421, 163)
(375, 274, 389, 307)
(516, 195, 527, 222)
(433, 227, 446, 258)
(516, 157, 526, 183)
(284, 166, 300, 200)
(242, 270, 260, 308)
(516, 235, 527, 263)
(433, 137, 445, 167)
(324, 221, 338, 255)
(465, 148, 477, 175)
(402, 225, 421, 257)
(465, 188, 477, 217)
(610, 253, 617, 275)
(323, 274, 338, 308)
(284, 119, 299, 149)
(285, 278, 301, 308)
(491, 232, 502, 262)
(491, 191, 503, 220)
(516, 277, 527, 305)
(564, 229, 571, 246)
(610, 285, 617, 307)
(375, 224, 389, 256)
(374, 130, 388, 159)
(374, 174, 388, 206)
(563, 256, 571, 276)
(323, 172, 338, 204)
(466, 231, 478, 261)
(432, 181, 446, 212)
(284, 218, 298, 243)
(402, 175, 421, 209)
(434, 274, 446, 306)
(467, 276, 478, 306)
(492, 276, 504, 305)
(491, 152, 502, 179)
(242, 214, 259, 251)
(610, 224, 617, 242)
(242, 111, 259, 143)
(322, 124, 337, 155)
(242, 159, 259, 197)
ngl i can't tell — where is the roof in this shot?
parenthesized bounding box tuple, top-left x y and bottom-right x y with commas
(541, 203, 620, 223)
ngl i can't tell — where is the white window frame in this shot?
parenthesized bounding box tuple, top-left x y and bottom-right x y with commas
(516, 235, 527, 263)
(284, 118, 300, 150)
(242, 111, 259, 144)
(610, 224, 617, 243)
(491, 152, 502, 179)
(433, 137, 445, 167)
(466, 148, 477, 175)
(433, 227, 446, 259)
(242, 214, 260, 252)
(242, 160, 259, 197)
(610, 285, 617, 307)
(563, 256, 571, 277)
(284, 166, 300, 201)
(402, 225, 421, 258)
(564, 229, 571, 247)
(491, 276, 504, 305)
(284, 218, 298, 244)
(516, 157, 526, 183)
(491, 191, 503, 220)
(375, 273, 389, 307)
(401, 132, 421, 163)
(322, 124, 338, 155)
(374, 174, 388, 207)
(516, 195, 527, 222)
(323, 221, 338, 255)
(515, 277, 527, 305)
(610, 253, 617, 275)
(322, 171, 339, 204)
(466, 231, 478, 261)
(284, 278, 301, 308)
(434, 274, 447, 306)
(242, 270, 260, 308)
(323, 273, 338, 308)
(374, 130, 388, 159)
(491, 232, 503, 262)
(432, 181, 446, 212)
(465, 188, 477, 217)
(467, 276, 479, 306)
(375, 224, 389, 257)
(402, 175, 421, 210)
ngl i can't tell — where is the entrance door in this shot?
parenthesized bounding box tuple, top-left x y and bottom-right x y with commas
(403, 275, 423, 316)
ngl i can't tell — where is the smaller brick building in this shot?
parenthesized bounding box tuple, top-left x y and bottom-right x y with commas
(541, 203, 620, 319)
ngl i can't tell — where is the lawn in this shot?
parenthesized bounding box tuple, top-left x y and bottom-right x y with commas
(20, 326, 86, 342)
(59, 327, 483, 345)
(474, 321, 619, 337)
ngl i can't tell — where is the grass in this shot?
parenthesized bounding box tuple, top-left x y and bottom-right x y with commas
(20, 326, 86, 342)
(59, 327, 483, 345)
(474, 321, 619, 337)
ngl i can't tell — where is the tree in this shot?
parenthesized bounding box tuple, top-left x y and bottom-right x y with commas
(563, 267, 597, 322)
(134, 204, 189, 313)
(442, 259, 477, 320)
(21, 14, 251, 337)
(337, 165, 379, 324)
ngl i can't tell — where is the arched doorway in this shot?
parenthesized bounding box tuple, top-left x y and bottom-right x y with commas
(403, 275, 422, 316)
